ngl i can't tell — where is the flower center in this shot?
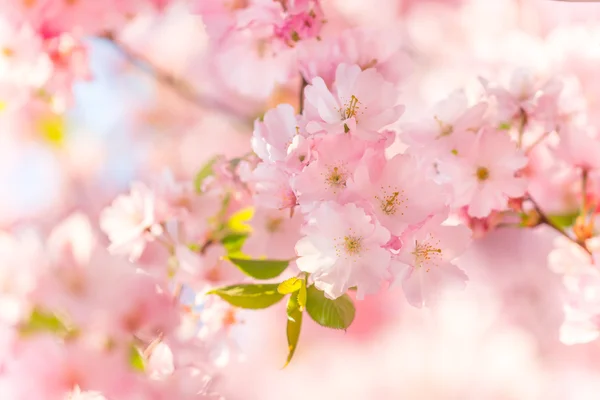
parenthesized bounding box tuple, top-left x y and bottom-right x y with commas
(434, 116, 453, 138)
(226, 0, 249, 11)
(375, 190, 405, 216)
(476, 166, 490, 181)
(324, 165, 348, 190)
(343, 235, 362, 255)
(412, 239, 442, 271)
(266, 217, 283, 233)
(341, 95, 360, 120)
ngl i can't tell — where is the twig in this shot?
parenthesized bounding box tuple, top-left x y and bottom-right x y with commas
(298, 77, 308, 113)
(529, 196, 591, 255)
(582, 168, 589, 214)
(100, 32, 252, 127)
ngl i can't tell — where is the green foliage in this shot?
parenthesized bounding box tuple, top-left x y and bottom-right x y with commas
(129, 345, 145, 373)
(548, 212, 579, 229)
(278, 277, 303, 294)
(228, 257, 290, 280)
(297, 282, 307, 311)
(305, 285, 355, 330)
(226, 207, 254, 234)
(208, 284, 285, 309)
(221, 233, 248, 256)
(284, 292, 303, 367)
(194, 157, 218, 193)
(19, 308, 69, 337)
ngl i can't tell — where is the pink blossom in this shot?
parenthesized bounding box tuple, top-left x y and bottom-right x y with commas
(248, 163, 297, 209)
(440, 129, 528, 218)
(391, 215, 471, 308)
(46, 212, 95, 267)
(554, 126, 600, 171)
(173, 244, 241, 290)
(0, 231, 44, 324)
(349, 153, 447, 235)
(100, 182, 161, 261)
(481, 68, 563, 126)
(292, 134, 365, 206)
(251, 103, 300, 163)
(303, 63, 404, 141)
(403, 90, 488, 159)
(298, 27, 412, 87)
(295, 202, 391, 299)
(243, 207, 302, 259)
(273, 0, 324, 46)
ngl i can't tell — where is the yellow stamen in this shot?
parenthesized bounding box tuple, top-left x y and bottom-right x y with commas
(341, 95, 360, 120)
(343, 236, 362, 255)
(266, 217, 283, 233)
(476, 167, 490, 181)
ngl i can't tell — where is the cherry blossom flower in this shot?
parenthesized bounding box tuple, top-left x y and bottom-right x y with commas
(100, 182, 162, 262)
(248, 163, 297, 209)
(554, 126, 600, 171)
(298, 27, 412, 87)
(243, 207, 302, 259)
(440, 129, 528, 218)
(390, 215, 471, 307)
(348, 153, 447, 235)
(292, 133, 365, 206)
(481, 68, 563, 127)
(295, 202, 391, 299)
(303, 63, 404, 141)
(403, 89, 488, 159)
(252, 103, 300, 164)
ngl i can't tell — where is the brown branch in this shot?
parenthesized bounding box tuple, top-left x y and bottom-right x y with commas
(100, 32, 252, 127)
(529, 196, 591, 255)
(298, 76, 308, 113)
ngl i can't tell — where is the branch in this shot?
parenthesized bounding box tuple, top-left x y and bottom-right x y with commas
(529, 196, 592, 255)
(100, 33, 252, 127)
(298, 76, 308, 113)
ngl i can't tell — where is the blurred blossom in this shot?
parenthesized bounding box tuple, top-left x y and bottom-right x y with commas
(4, 0, 600, 399)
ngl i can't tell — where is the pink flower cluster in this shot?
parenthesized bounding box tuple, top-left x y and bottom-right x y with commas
(0, 0, 173, 140)
(0, 213, 221, 400)
(247, 62, 476, 307)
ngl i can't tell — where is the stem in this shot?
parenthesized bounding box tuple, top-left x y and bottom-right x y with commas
(298, 77, 308, 113)
(143, 332, 164, 359)
(517, 108, 527, 148)
(582, 168, 589, 214)
(529, 196, 591, 255)
(100, 32, 251, 127)
(525, 130, 552, 155)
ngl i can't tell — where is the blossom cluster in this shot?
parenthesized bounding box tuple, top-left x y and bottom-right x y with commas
(0, 213, 221, 399)
(0, 0, 172, 141)
(7, 0, 600, 398)
(244, 53, 551, 307)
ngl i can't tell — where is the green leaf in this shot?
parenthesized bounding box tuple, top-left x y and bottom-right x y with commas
(194, 157, 218, 193)
(208, 284, 284, 309)
(222, 233, 248, 256)
(298, 281, 307, 311)
(228, 257, 290, 280)
(278, 277, 302, 294)
(305, 285, 355, 330)
(284, 292, 303, 367)
(129, 345, 145, 372)
(548, 212, 579, 229)
(19, 308, 68, 336)
(227, 207, 254, 233)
